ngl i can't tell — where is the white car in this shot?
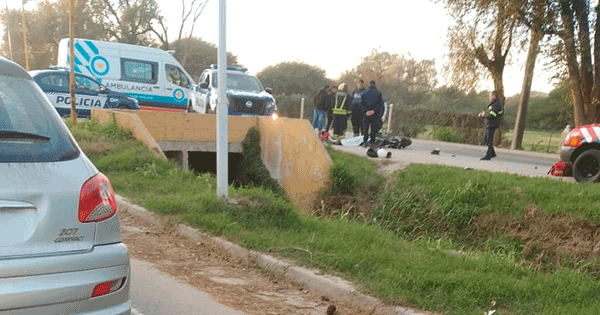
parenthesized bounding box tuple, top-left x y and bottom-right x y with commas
(0, 57, 131, 314)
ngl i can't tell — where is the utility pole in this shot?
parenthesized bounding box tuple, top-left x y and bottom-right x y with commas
(69, 0, 76, 124)
(5, 0, 13, 60)
(216, 0, 227, 198)
(21, 0, 29, 70)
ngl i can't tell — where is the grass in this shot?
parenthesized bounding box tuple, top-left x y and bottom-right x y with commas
(69, 118, 600, 315)
(503, 129, 562, 153)
(418, 125, 563, 153)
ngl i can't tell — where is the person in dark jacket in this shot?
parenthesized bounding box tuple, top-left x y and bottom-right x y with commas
(331, 83, 352, 141)
(325, 86, 337, 133)
(350, 79, 366, 137)
(312, 85, 329, 131)
(360, 80, 385, 147)
(478, 90, 504, 160)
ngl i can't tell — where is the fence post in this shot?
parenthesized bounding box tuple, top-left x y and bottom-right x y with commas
(300, 98, 305, 119)
(386, 103, 394, 134)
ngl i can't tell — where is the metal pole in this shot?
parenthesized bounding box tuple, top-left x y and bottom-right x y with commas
(5, 0, 13, 60)
(386, 103, 393, 134)
(300, 97, 304, 119)
(21, 0, 29, 70)
(69, 0, 76, 124)
(216, 0, 228, 199)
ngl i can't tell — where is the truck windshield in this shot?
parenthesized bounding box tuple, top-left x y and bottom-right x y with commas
(212, 73, 263, 93)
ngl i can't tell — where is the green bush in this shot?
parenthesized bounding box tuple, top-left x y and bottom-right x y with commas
(275, 94, 311, 120)
(239, 127, 285, 198)
(432, 126, 465, 143)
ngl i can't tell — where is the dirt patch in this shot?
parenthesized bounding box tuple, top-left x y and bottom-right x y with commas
(119, 210, 361, 315)
(314, 192, 377, 221)
(313, 159, 408, 220)
(376, 159, 410, 177)
(476, 206, 600, 272)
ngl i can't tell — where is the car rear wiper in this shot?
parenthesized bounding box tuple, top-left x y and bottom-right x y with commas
(0, 130, 50, 141)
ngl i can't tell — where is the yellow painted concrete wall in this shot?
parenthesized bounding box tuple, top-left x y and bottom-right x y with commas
(258, 116, 332, 212)
(91, 109, 332, 212)
(133, 111, 258, 143)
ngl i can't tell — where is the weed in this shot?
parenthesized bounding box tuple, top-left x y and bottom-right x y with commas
(331, 163, 357, 194)
(432, 126, 465, 143)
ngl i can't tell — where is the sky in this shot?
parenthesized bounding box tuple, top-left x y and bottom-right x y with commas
(161, 0, 557, 96)
(8, 0, 557, 96)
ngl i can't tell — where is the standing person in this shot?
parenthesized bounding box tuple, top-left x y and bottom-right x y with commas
(331, 83, 352, 141)
(325, 85, 337, 133)
(360, 80, 385, 147)
(350, 79, 366, 137)
(312, 85, 329, 132)
(478, 90, 504, 160)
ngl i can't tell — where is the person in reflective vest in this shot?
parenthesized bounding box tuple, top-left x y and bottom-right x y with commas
(331, 83, 352, 141)
(478, 90, 504, 160)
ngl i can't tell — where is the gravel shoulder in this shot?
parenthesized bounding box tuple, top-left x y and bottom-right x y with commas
(120, 209, 358, 315)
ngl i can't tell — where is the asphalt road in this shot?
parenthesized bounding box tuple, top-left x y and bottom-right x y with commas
(129, 259, 246, 315)
(334, 137, 572, 181)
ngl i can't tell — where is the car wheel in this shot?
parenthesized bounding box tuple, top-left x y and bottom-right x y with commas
(186, 103, 195, 113)
(573, 149, 600, 182)
(117, 105, 128, 110)
(204, 104, 210, 114)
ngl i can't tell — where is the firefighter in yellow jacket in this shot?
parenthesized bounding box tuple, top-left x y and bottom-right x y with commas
(331, 83, 352, 141)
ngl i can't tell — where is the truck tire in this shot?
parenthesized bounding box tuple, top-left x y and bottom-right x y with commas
(573, 149, 600, 182)
(186, 103, 195, 113)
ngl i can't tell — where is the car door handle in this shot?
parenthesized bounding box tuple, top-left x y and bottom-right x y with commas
(166, 88, 173, 91)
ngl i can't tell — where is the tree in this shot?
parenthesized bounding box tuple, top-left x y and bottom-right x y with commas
(341, 49, 437, 107)
(1, 9, 26, 65)
(547, 0, 600, 126)
(425, 86, 488, 114)
(1, 0, 108, 69)
(526, 82, 573, 130)
(444, 0, 520, 102)
(170, 37, 238, 79)
(442, 0, 521, 144)
(176, 0, 209, 64)
(511, 0, 554, 149)
(102, 0, 164, 46)
(256, 62, 332, 96)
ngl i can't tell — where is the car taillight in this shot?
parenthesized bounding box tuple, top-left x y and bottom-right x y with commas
(91, 278, 126, 297)
(79, 173, 117, 223)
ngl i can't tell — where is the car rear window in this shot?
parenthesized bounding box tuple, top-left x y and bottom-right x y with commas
(0, 75, 79, 162)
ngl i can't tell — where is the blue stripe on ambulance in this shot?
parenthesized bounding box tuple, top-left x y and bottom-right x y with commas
(75, 42, 91, 61)
(125, 92, 188, 108)
(85, 40, 99, 54)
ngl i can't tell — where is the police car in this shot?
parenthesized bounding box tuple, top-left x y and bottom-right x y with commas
(30, 69, 139, 118)
(196, 65, 277, 116)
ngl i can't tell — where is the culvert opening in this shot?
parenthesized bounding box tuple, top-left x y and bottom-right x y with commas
(188, 151, 244, 186)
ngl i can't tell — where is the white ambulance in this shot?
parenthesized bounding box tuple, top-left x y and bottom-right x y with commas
(57, 38, 204, 112)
